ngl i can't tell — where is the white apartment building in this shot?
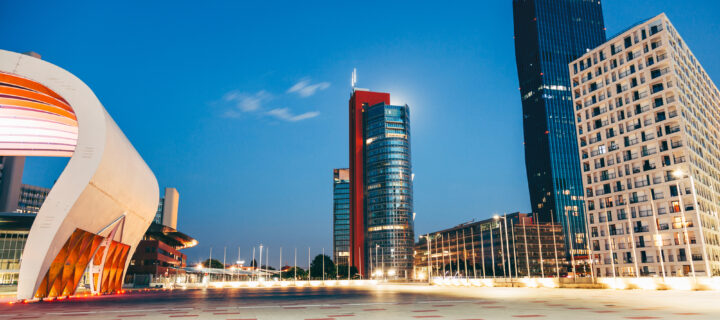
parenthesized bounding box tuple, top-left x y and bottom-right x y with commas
(570, 14, 720, 277)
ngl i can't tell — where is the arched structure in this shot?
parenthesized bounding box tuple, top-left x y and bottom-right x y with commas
(0, 50, 159, 300)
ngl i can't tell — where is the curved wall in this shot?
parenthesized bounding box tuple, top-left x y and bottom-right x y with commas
(0, 50, 158, 300)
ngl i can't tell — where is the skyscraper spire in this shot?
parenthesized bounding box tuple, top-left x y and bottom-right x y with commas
(351, 68, 357, 89)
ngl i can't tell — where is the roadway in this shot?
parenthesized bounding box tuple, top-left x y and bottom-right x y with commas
(0, 284, 718, 319)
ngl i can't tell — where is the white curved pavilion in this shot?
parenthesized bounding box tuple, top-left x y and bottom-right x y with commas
(0, 50, 158, 300)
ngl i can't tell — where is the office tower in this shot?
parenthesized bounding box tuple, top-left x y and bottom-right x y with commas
(571, 14, 720, 277)
(154, 187, 179, 229)
(513, 0, 606, 260)
(333, 168, 350, 266)
(0, 156, 25, 212)
(18, 184, 50, 214)
(364, 102, 414, 279)
(349, 88, 390, 275)
(413, 213, 567, 279)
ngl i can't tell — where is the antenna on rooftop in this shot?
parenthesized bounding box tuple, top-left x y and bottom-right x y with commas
(351, 68, 357, 89)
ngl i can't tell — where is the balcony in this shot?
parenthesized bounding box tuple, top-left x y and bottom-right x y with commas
(634, 226, 649, 233)
(671, 140, 683, 149)
(666, 125, 680, 135)
(642, 148, 657, 157)
(630, 194, 648, 203)
(625, 137, 639, 147)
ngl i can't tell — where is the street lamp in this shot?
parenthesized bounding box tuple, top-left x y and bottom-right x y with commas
(493, 214, 509, 279)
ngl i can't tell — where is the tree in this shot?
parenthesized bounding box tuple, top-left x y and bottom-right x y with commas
(310, 254, 335, 279)
(281, 267, 306, 279)
(249, 259, 258, 268)
(336, 265, 360, 279)
(201, 258, 224, 269)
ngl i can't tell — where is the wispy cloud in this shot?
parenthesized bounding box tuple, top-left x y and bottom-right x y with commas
(266, 108, 320, 122)
(223, 90, 270, 113)
(287, 78, 330, 97)
(219, 84, 322, 122)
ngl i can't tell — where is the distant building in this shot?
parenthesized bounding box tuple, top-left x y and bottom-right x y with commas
(571, 14, 720, 277)
(18, 184, 50, 214)
(512, 0, 606, 260)
(127, 187, 197, 285)
(154, 187, 179, 229)
(0, 157, 25, 213)
(333, 168, 350, 266)
(413, 213, 568, 279)
(0, 213, 34, 284)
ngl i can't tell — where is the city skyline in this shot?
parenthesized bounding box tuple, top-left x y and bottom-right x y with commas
(3, 1, 720, 265)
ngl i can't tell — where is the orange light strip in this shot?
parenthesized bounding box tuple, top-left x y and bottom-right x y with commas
(0, 71, 78, 157)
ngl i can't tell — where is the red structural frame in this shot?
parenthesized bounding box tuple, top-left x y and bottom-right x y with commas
(349, 89, 390, 276)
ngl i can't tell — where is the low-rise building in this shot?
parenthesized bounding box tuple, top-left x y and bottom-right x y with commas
(413, 212, 569, 279)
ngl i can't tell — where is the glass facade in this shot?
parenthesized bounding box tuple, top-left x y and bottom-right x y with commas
(512, 0, 606, 258)
(333, 168, 350, 266)
(363, 103, 414, 279)
(18, 184, 50, 214)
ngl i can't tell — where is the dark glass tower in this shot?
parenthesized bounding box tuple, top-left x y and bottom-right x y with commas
(512, 0, 605, 258)
(363, 102, 414, 279)
(333, 168, 351, 266)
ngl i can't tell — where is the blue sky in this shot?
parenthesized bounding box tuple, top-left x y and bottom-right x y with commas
(2, 1, 719, 266)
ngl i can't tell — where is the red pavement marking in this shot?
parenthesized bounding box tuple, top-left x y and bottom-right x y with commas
(214, 312, 241, 315)
(432, 305, 454, 307)
(566, 307, 590, 310)
(169, 315, 199, 318)
(226, 319, 257, 320)
(327, 315, 355, 317)
(412, 316, 443, 319)
(546, 304, 566, 307)
(512, 316, 545, 318)
(413, 310, 438, 313)
(362, 308, 386, 311)
(673, 313, 702, 316)
(624, 317, 661, 319)
(118, 316, 147, 318)
(304, 318, 334, 320)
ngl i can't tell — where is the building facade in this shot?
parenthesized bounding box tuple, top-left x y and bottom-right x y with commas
(571, 14, 720, 277)
(154, 187, 179, 229)
(349, 88, 390, 275)
(413, 213, 567, 279)
(18, 184, 50, 214)
(333, 168, 350, 266)
(364, 102, 414, 279)
(0, 157, 25, 213)
(512, 0, 606, 259)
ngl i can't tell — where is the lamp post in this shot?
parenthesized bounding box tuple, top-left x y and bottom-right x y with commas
(489, 224, 495, 278)
(375, 244, 380, 279)
(494, 214, 508, 279)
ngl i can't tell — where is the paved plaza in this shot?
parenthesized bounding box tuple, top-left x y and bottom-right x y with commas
(0, 284, 718, 319)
